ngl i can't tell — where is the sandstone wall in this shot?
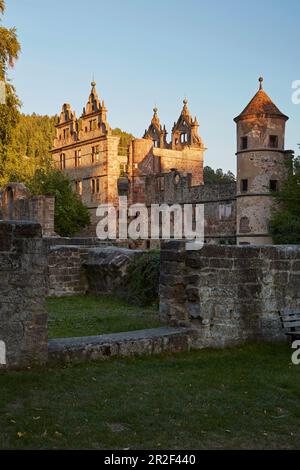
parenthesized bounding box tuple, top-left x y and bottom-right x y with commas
(47, 246, 90, 297)
(160, 241, 300, 347)
(84, 246, 143, 297)
(145, 172, 236, 244)
(0, 221, 48, 369)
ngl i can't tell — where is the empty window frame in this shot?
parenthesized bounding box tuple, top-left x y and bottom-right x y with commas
(241, 136, 248, 150)
(241, 179, 248, 192)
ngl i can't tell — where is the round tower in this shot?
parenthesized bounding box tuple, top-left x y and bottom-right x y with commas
(234, 77, 292, 245)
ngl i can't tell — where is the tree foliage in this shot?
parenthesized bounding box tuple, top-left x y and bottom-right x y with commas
(203, 166, 235, 184)
(112, 127, 134, 155)
(0, 1, 21, 182)
(269, 156, 300, 244)
(1, 113, 56, 186)
(27, 168, 90, 237)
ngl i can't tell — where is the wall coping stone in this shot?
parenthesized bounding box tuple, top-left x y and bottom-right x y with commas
(48, 327, 192, 364)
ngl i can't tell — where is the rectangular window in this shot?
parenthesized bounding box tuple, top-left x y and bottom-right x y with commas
(96, 177, 100, 193)
(120, 163, 127, 175)
(60, 153, 65, 170)
(241, 179, 248, 192)
(75, 150, 81, 167)
(91, 179, 95, 194)
(75, 180, 82, 195)
(270, 179, 278, 191)
(241, 136, 248, 150)
(269, 135, 278, 148)
(219, 203, 232, 220)
(92, 147, 95, 163)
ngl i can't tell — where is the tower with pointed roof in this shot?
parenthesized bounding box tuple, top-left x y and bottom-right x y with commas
(234, 77, 293, 244)
(171, 99, 204, 150)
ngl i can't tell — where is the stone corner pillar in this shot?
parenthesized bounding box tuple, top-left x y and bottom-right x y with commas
(0, 221, 48, 370)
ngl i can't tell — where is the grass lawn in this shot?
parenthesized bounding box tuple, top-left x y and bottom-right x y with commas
(0, 343, 300, 449)
(46, 295, 160, 339)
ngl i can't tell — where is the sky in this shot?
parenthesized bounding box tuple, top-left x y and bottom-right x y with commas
(3, 0, 300, 172)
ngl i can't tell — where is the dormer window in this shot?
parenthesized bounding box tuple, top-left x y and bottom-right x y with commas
(153, 140, 158, 148)
(241, 136, 248, 150)
(269, 135, 278, 148)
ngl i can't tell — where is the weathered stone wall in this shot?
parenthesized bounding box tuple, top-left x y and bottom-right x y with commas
(0, 221, 48, 369)
(48, 327, 192, 365)
(160, 241, 300, 347)
(45, 240, 130, 297)
(0, 183, 56, 236)
(29, 195, 55, 236)
(84, 246, 143, 297)
(47, 246, 90, 297)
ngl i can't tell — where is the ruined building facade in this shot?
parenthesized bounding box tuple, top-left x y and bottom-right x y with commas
(51, 78, 293, 244)
(51, 83, 205, 235)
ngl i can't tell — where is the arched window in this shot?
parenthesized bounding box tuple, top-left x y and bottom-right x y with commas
(239, 216, 250, 233)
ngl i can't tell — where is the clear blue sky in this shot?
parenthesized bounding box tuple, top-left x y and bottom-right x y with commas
(4, 0, 300, 172)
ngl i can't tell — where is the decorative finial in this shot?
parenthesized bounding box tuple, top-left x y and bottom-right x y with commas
(91, 80, 96, 88)
(183, 98, 188, 105)
(258, 76, 263, 90)
(153, 106, 158, 114)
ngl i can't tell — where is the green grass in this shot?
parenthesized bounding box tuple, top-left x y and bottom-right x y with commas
(0, 343, 300, 449)
(46, 295, 160, 339)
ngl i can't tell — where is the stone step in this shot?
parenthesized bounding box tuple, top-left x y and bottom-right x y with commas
(48, 327, 192, 365)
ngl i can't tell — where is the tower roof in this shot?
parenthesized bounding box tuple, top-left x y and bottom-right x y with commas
(234, 77, 288, 122)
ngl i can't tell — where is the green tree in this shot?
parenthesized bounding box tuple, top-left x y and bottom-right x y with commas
(0, 0, 21, 184)
(112, 128, 134, 155)
(203, 166, 235, 184)
(4, 113, 56, 185)
(28, 169, 90, 237)
(269, 156, 300, 244)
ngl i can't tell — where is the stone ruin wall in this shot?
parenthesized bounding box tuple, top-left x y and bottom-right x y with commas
(1, 220, 300, 369)
(0, 183, 55, 236)
(160, 241, 300, 347)
(145, 172, 237, 244)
